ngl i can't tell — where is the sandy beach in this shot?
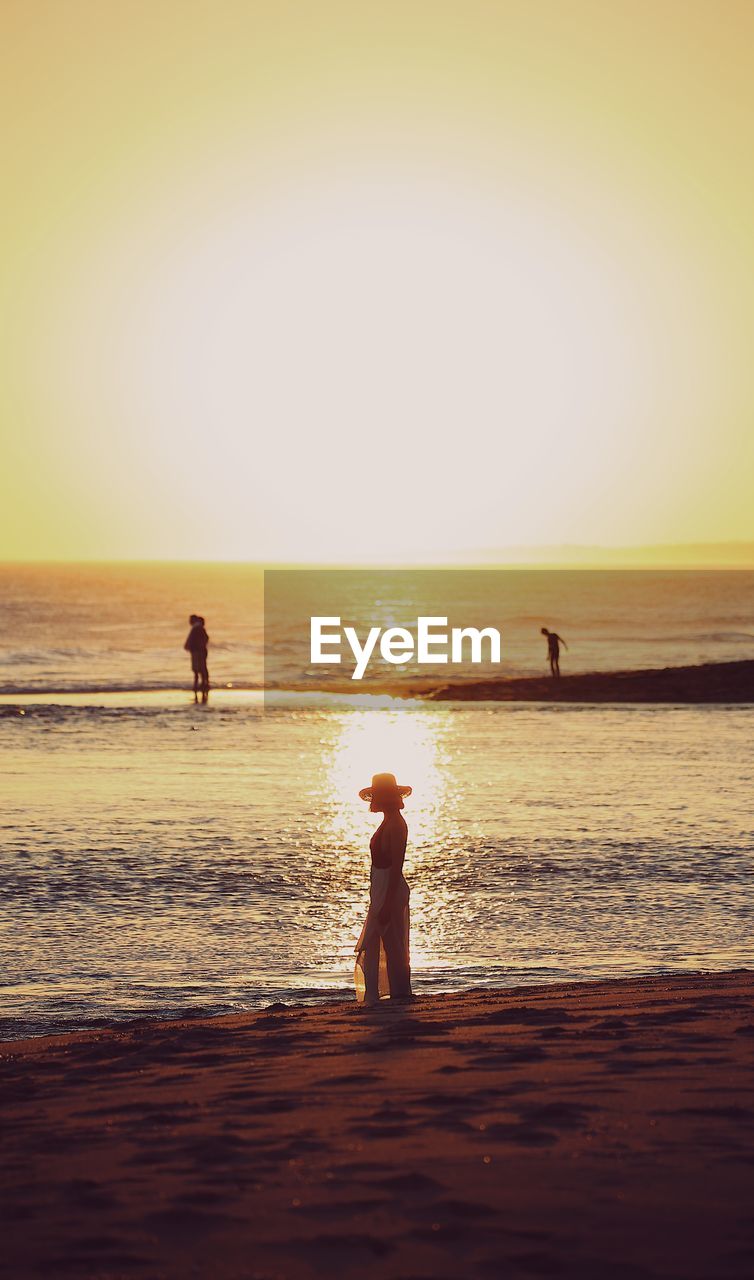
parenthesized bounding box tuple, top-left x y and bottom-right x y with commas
(3, 971, 754, 1279)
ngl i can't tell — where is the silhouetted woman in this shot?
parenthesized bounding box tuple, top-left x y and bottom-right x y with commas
(184, 614, 210, 703)
(354, 772, 413, 1004)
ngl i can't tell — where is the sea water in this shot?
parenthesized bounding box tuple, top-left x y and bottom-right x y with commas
(2, 563, 753, 692)
(0, 564, 752, 1038)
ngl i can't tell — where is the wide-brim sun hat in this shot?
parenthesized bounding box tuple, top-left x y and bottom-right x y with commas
(359, 772, 412, 801)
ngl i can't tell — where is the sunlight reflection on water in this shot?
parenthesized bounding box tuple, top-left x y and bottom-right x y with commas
(1, 698, 753, 1037)
(321, 701, 453, 973)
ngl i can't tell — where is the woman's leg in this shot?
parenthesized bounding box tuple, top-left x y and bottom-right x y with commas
(383, 901, 412, 998)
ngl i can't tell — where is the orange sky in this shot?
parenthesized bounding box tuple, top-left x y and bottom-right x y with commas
(1, 1, 753, 561)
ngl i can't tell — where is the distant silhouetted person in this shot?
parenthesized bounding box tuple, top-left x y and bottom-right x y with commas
(541, 627, 567, 678)
(185, 614, 210, 703)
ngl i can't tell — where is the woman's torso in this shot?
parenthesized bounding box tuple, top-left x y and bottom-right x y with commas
(370, 816, 407, 870)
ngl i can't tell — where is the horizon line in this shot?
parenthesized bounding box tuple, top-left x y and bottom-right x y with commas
(1, 540, 754, 569)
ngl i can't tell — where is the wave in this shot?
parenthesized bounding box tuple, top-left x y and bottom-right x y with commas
(0, 680, 264, 696)
(596, 631, 754, 645)
(685, 631, 754, 643)
(0, 647, 109, 666)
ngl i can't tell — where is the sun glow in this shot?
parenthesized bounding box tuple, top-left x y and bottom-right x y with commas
(37, 165, 725, 563)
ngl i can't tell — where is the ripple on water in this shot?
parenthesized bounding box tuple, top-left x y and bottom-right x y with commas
(1, 701, 753, 1037)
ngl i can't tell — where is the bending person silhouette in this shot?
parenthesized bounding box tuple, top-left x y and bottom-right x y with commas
(541, 626, 567, 678)
(184, 614, 210, 703)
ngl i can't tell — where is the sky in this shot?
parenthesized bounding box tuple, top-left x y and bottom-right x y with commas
(1, 0, 753, 562)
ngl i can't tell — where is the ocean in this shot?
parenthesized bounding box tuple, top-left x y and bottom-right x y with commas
(2, 563, 754, 693)
(1, 563, 752, 1039)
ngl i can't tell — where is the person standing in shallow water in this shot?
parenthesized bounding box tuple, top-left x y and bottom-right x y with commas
(541, 626, 567, 678)
(184, 614, 210, 703)
(354, 773, 413, 1005)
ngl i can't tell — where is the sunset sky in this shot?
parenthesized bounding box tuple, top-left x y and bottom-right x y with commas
(2, 1, 753, 562)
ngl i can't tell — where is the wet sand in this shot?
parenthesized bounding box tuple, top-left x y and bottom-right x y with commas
(2, 971, 754, 1279)
(409, 659, 754, 702)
